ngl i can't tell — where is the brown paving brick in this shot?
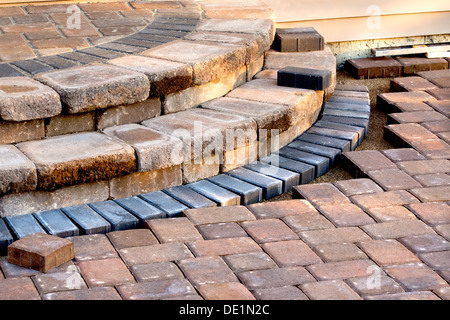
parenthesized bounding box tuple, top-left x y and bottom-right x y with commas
(350, 190, 420, 211)
(118, 243, 193, 266)
(238, 266, 315, 290)
(306, 259, 377, 281)
(378, 91, 436, 113)
(366, 168, 423, 191)
(365, 291, 440, 300)
(409, 138, 450, 159)
(252, 286, 309, 300)
(130, 262, 184, 283)
(407, 202, 450, 225)
(240, 219, 298, 243)
(177, 256, 238, 286)
(261, 240, 322, 267)
(414, 173, 450, 187)
(196, 222, 247, 240)
(300, 280, 362, 300)
(345, 275, 404, 297)
(1, 22, 56, 33)
(400, 234, 450, 254)
(30, 37, 89, 49)
(42, 286, 122, 300)
(59, 24, 100, 38)
(196, 282, 256, 300)
(187, 237, 261, 257)
(438, 269, 450, 283)
(316, 203, 375, 227)
(381, 148, 426, 162)
(385, 263, 448, 291)
(389, 111, 447, 124)
(345, 57, 402, 79)
(33, 271, 87, 294)
(78, 258, 135, 287)
(434, 286, 450, 300)
(366, 206, 417, 222)
(342, 150, 397, 177)
(184, 206, 256, 226)
(435, 224, 450, 241)
(12, 14, 49, 24)
(146, 217, 203, 243)
(0, 45, 36, 62)
(390, 76, 438, 91)
(384, 123, 438, 147)
(24, 30, 62, 41)
(223, 252, 277, 273)
(8, 233, 74, 273)
(427, 100, 450, 117)
(333, 178, 383, 197)
(0, 257, 40, 278)
(427, 88, 450, 100)
(293, 183, 351, 206)
(393, 102, 434, 112)
(312, 242, 368, 262)
(282, 210, 334, 232)
(397, 159, 450, 175)
(361, 219, 435, 239)
(67, 234, 117, 262)
(357, 239, 420, 266)
(419, 251, 450, 270)
(117, 279, 196, 300)
(409, 186, 450, 202)
(78, 2, 132, 11)
(0, 7, 26, 16)
(0, 277, 41, 300)
(246, 199, 318, 219)
(107, 229, 158, 249)
(299, 227, 371, 246)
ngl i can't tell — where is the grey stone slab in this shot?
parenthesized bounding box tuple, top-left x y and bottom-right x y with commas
(244, 162, 300, 193)
(324, 101, 371, 113)
(208, 174, 263, 205)
(61, 205, 111, 235)
(326, 95, 370, 105)
(297, 132, 351, 152)
(163, 185, 217, 209)
(278, 147, 330, 178)
(11, 59, 53, 75)
(139, 191, 189, 218)
(287, 139, 341, 167)
(0, 218, 14, 255)
(4, 214, 47, 239)
(89, 200, 139, 231)
(0, 64, 24, 77)
(314, 120, 366, 146)
(320, 115, 370, 137)
(187, 180, 241, 207)
(33, 209, 79, 238)
(321, 108, 370, 120)
(260, 154, 315, 185)
(37, 55, 79, 70)
(114, 197, 166, 223)
(307, 126, 360, 150)
(226, 167, 282, 200)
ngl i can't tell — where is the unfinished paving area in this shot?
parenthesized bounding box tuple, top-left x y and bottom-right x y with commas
(0, 1, 449, 301)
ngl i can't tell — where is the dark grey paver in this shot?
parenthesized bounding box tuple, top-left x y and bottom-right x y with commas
(307, 126, 360, 150)
(0, 63, 24, 77)
(11, 59, 53, 75)
(226, 167, 282, 200)
(244, 162, 300, 192)
(139, 191, 189, 218)
(33, 209, 79, 238)
(320, 115, 370, 137)
(278, 67, 332, 90)
(314, 121, 366, 145)
(278, 147, 330, 178)
(321, 108, 370, 120)
(324, 101, 371, 113)
(208, 174, 263, 205)
(260, 154, 315, 185)
(114, 197, 166, 223)
(187, 180, 241, 207)
(0, 218, 14, 255)
(287, 139, 341, 167)
(37, 55, 79, 70)
(327, 95, 370, 105)
(58, 51, 106, 65)
(61, 205, 111, 235)
(296, 132, 351, 152)
(4, 214, 47, 239)
(88, 200, 139, 231)
(163, 185, 217, 209)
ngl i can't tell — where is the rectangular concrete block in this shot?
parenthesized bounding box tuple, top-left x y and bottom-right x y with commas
(7, 232, 74, 273)
(307, 126, 360, 150)
(0, 218, 13, 256)
(320, 115, 370, 137)
(139, 191, 189, 218)
(287, 139, 341, 167)
(61, 204, 111, 235)
(89, 200, 139, 231)
(162, 185, 217, 209)
(4, 214, 47, 239)
(226, 167, 282, 200)
(0, 119, 45, 145)
(260, 154, 315, 185)
(278, 67, 331, 90)
(297, 132, 351, 153)
(187, 180, 241, 207)
(33, 209, 79, 238)
(244, 162, 300, 192)
(273, 28, 324, 53)
(114, 196, 166, 224)
(279, 147, 330, 178)
(345, 57, 402, 79)
(208, 174, 263, 205)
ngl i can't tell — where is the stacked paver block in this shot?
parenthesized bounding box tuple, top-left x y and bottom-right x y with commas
(272, 27, 324, 53)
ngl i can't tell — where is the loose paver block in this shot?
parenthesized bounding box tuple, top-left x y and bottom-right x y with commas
(16, 132, 136, 191)
(0, 145, 37, 196)
(390, 76, 438, 92)
(33, 209, 79, 237)
(7, 232, 74, 272)
(273, 27, 324, 52)
(33, 64, 150, 114)
(278, 66, 331, 90)
(345, 57, 402, 79)
(0, 77, 61, 121)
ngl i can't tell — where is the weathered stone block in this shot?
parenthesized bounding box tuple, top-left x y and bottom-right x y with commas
(0, 77, 61, 121)
(34, 64, 150, 114)
(0, 119, 45, 145)
(16, 132, 136, 191)
(7, 233, 74, 273)
(45, 112, 95, 137)
(0, 145, 37, 196)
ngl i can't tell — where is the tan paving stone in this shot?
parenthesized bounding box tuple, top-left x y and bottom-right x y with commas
(384, 263, 448, 291)
(407, 202, 450, 225)
(246, 199, 318, 219)
(293, 183, 351, 206)
(118, 243, 193, 266)
(409, 186, 450, 202)
(261, 240, 322, 267)
(366, 206, 417, 222)
(300, 280, 362, 300)
(298, 227, 371, 246)
(196, 282, 256, 300)
(77, 258, 135, 287)
(366, 168, 423, 191)
(146, 217, 203, 244)
(357, 239, 420, 266)
(187, 237, 261, 257)
(306, 259, 378, 281)
(316, 203, 375, 227)
(350, 190, 420, 211)
(312, 242, 368, 262)
(333, 178, 383, 196)
(361, 220, 435, 239)
(177, 256, 238, 285)
(240, 219, 298, 243)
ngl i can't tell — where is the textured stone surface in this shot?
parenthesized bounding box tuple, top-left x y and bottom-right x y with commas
(0, 77, 61, 121)
(34, 64, 150, 114)
(16, 132, 136, 190)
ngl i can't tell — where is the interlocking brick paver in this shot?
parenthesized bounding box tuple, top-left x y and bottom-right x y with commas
(282, 209, 334, 232)
(316, 203, 375, 227)
(350, 190, 420, 211)
(419, 251, 450, 270)
(33, 271, 87, 294)
(407, 202, 450, 226)
(366, 206, 417, 222)
(365, 291, 440, 300)
(118, 243, 193, 266)
(261, 240, 322, 267)
(434, 287, 450, 300)
(293, 183, 350, 206)
(396, 159, 450, 175)
(345, 275, 404, 297)
(77, 258, 135, 287)
(196, 282, 255, 300)
(357, 239, 420, 266)
(381, 148, 426, 162)
(117, 279, 196, 300)
(400, 234, 450, 253)
(361, 220, 435, 239)
(384, 263, 448, 291)
(246, 199, 318, 219)
(306, 259, 378, 281)
(0, 277, 41, 300)
(146, 217, 203, 244)
(187, 237, 261, 257)
(413, 173, 450, 187)
(312, 242, 368, 262)
(366, 168, 423, 191)
(184, 206, 255, 226)
(106, 229, 158, 250)
(42, 287, 122, 300)
(223, 252, 277, 273)
(240, 219, 298, 243)
(409, 186, 450, 202)
(238, 266, 315, 290)
(300, 280, 362, 300)
(130, 262, 183, 283)
(252, 286, 309, 300)
(342, 150, 397, 177)
(299, 227, 371, 246)
(67, 234, 117, 262)
(196, 222, 247, 240)
(333, 178, 383, 196)
(177, 256, 238, 285)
